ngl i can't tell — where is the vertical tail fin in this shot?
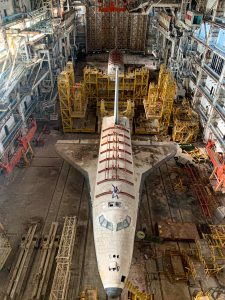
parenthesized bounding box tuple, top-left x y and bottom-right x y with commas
(114, 67, 119, 125)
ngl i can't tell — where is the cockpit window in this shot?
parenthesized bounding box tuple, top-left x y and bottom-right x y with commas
(107, 222, 113, 231)
(99, 215, 105, 224)
(117, 221, 124, 231)
(116, 215, 131, 231)
(99, 214, 113, 231)
(123, 218, 129, 228)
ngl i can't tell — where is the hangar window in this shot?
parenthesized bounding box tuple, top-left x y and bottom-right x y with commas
(99, 215, 113, 231)
(116, 215, 131, 231)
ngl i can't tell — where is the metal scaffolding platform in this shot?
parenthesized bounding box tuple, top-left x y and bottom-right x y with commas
(58, 62, 183, 135)
(182, 249, 205, 281)
(80, 288, 98, 300)
(125, 280, 154, 300)
(58, 62, 88, 132)
(142, 64, 176, 134)
(208, 225, 225, 249)
(180, 223, 225, 280)
(172, 100, 199, 144)
(193, 224, 225, 277)
(49, 216, 77, 300)
(194, 291, 212, 300)
(195, 238, 224, 276)
(83, 66, 149, 103)
(59, 63, 149, 133)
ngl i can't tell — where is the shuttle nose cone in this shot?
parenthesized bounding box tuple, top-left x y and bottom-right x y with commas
(105, 287, 122, 298)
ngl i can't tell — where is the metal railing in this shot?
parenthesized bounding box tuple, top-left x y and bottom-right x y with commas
(209, 124, 225, 150)
(25, 99, 38, 119)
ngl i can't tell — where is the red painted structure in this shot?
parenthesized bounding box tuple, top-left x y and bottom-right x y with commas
(0, 120, 37, 174)
(98, 0, 127, 12)
(206, 139, 225, 191)
(185, 164, 212, 220)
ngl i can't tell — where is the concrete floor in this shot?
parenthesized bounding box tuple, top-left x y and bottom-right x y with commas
(0, 130, 223, 300)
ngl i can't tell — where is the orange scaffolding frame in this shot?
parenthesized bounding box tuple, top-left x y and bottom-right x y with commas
(206, 139, 225, 192)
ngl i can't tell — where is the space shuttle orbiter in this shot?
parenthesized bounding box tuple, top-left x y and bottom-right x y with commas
(56, 67, 177, 298)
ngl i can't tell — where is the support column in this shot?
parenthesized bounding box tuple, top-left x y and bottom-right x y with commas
(46, 50, 54, 89)
(162, 35, 166, 49)
(24, 37, 30, 62)
(205, 60, 225, 133)
(0, 140, 4, 156)
(171, 39, 176, 58)
(16, 92, 26, 124)
(17, 92, 27, 136)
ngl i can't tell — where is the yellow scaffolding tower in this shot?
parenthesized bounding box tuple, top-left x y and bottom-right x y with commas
(172, 100, 199, 143)
(194, 291, 212, 300)
(202, 225, 225, 260)
(125, 280, 154, 300)
(143, 83, 161, 133)
(80, 288, 98, 300)
(160, 69, 176, 134)
(58, 62, 181, 135)
(65, 61, 75, 86)
(83, 66, 149, 103)
(49, 217, 77, 300)
(99, 99, 134, 120)
(58, 71, 72, 132)
(182, 249, 205, 281)
(209, 225, 225, 248)
(58, 62, 89, 133)
(181, 226, 225, 280)
(133, 68, 149, 103)
(195, 237, 225, 276)
(143, 64, 176, 134)
(59, 64, 149, 133)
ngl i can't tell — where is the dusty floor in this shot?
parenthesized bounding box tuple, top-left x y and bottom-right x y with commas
(0, 130, 224, 300)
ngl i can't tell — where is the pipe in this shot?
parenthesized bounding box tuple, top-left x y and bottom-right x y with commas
(114, 67, 119, 125)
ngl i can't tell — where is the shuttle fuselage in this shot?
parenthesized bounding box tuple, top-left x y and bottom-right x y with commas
(93, 116, 138, 298)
